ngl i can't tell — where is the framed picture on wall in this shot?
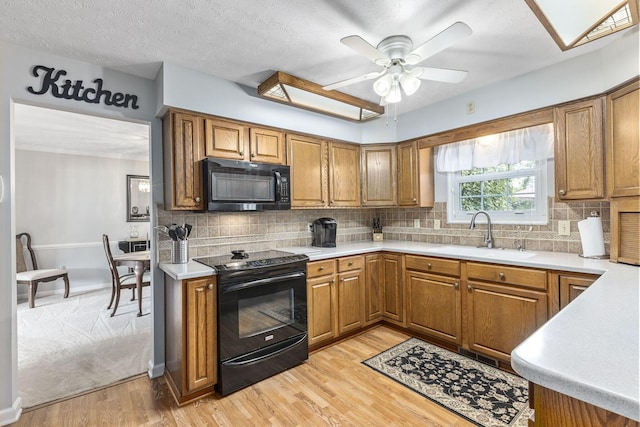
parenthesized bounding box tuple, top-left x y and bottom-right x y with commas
(126, 175, 150, 222)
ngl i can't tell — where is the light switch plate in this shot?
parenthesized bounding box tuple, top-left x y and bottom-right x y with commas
(414, 219, 420, 228)
(558, 220, 571, 236)
(434, 219, 441, 229)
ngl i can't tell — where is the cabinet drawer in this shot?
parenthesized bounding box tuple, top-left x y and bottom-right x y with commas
(338, 255, 362, 272)
(307, 260, 336, 278)
(467, 262, 547, 290)
(405, 255, 460, 277)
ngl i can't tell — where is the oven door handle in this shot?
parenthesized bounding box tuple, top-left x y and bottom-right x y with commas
(222, 272, 305, 293)
(222, 334, 307, 367)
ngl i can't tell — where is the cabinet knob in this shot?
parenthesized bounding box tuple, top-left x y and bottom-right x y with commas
(348, 261, 353, 266)
(331, 200, 335, 204)
(467, 285, 472, 292)
(454, 282, 459, 290)
(322, 200, 326, 204)
(558, 189, 566, 196)
(330, 279, 335, 284)
(319, 266, 324, 270)
(498, 272, 506, 280)
(427, 263, 432, 269)
(195, 197, 201, 202)
(251, 153, 256, 158)
(412, 198, 417, 202)
(207, 283, 214, 290)
(239, 151, 244, 156)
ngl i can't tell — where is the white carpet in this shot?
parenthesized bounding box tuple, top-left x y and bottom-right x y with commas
(17, 288, 151, 408)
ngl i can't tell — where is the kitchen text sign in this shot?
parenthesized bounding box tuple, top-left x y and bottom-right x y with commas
(27, 65, 139, 109)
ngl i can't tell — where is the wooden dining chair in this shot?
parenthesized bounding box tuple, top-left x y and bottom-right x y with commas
(16, 233, 70, 308)
(102, 234, 150, 317)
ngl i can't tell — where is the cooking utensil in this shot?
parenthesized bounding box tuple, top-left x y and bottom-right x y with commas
(185, 224, 192, 238)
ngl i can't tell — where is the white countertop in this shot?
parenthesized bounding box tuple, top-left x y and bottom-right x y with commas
(159, 240, 639, 420)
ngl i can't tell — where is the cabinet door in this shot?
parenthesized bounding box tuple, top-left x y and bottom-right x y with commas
(163, 111, 204, 210)
(397, 141, 419, 206)
(554, 98, 605, 200)
(337, 269, 364, 334)
(185, 277, 217, 392)
(607, 81, 640, 198)
(249, 127, 285, 164)
(204, 118, 248, 160)
(559, 275, 596, 310)
(307, 274, 337, 346)
(406, 271, 462, 345)
(382, 254, 404, 325)
(466, 281, 547, 362)
(361, 145, 397, 206)
(364, 254, 383, 324)
(329, 142, 360, 207)
(287, 134, 328, 207)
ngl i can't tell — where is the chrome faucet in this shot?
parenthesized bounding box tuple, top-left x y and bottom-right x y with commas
(469, 210, 493, 248)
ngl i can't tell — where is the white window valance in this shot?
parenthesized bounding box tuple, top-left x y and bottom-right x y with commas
(435, 123, 554, 173)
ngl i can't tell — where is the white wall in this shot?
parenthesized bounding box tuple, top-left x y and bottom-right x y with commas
(15, 150, 150, 297)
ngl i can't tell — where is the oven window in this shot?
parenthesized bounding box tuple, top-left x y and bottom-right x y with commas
(238, 288, 295, 338)
(211, 171, 275, 202)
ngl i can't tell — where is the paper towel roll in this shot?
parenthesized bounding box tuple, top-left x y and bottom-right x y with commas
(578, 216, 605, 257)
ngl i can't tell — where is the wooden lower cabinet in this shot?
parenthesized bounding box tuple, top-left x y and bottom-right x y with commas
(406, 270, 462, 345)
(466, 280, 547, 362)
(558, 273, 598, 310)
(164, 275, 217, 404)
(307, 273, 337, 346)
(364, 254, 383, 324)
(381, 253, 404, 325)
(337, 269, 364, 334)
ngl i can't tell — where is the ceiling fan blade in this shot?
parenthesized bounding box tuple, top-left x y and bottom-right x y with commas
(341, 35, 391, 66)
(405, 22, 472, 65)
(414, 67, 468, 84)
(322, 71, 386, 91)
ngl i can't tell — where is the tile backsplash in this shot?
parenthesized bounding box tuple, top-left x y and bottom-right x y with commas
(157, 198, 609, 262)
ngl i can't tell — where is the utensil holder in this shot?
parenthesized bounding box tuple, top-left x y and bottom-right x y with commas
(171, 240, 188, 264)
(372, 232, 383, 241)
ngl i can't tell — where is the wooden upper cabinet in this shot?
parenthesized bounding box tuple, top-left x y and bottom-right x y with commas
(329, 141, 360, 207)
(607, 80, 640, 198)
(554, 98, 605, 201)
(287, 134, 328, 208)
(249, 128, 285, 164)
(204, 118, 248, 160)
(397, 141, 420, 206)
(162, 110, 205, 211)
(361, 145, 397, 206)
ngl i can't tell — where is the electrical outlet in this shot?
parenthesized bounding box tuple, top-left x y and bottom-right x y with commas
(466, 101, 475, 114)
(414, 219, 420, 228)
(558, 220, 571, 236)
(434, 219, 441, 229)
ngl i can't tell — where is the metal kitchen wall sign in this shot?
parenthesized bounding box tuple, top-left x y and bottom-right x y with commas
(27, 65, 140, 109)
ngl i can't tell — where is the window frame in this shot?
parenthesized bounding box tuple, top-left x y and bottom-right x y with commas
(447, 160, 548, 224)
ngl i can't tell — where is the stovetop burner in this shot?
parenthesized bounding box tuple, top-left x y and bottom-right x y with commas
(194, 250, 308, 272)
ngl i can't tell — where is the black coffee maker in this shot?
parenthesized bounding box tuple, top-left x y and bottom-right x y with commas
(312, 218, 337, 247)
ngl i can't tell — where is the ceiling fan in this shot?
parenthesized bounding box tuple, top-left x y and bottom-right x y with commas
(323, 22, 473, 105)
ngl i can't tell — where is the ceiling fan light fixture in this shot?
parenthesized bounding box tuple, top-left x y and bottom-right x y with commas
(373, 74, 393, 96)
(385, 82, 402, 104)
(399, 73, 421, 96)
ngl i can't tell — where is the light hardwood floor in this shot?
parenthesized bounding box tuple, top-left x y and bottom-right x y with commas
(14, 326, 475, 426)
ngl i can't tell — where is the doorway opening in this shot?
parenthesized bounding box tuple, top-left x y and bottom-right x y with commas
(13, 102, 152, 408)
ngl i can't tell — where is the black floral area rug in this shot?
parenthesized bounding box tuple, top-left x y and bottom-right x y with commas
(363, 338, 532, 427)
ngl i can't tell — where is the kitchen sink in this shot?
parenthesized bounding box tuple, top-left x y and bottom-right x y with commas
(427, 245, 537, 260)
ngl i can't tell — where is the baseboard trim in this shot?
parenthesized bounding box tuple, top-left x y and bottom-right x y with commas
(0, 396, 22, 427)
(148, 361, 164, 379)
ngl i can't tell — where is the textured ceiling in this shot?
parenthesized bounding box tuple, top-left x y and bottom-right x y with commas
(2, 0, 634, 156)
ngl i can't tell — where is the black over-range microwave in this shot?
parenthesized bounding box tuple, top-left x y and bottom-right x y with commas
(202, 158, 291, 212)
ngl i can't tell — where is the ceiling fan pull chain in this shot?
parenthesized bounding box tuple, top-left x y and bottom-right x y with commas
(394, 103, 398, 123)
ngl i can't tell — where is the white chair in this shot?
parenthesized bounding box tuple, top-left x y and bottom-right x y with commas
(16, 233, 69, 308)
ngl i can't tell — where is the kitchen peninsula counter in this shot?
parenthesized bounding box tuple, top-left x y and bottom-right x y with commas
(159, 241, 639, 421)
